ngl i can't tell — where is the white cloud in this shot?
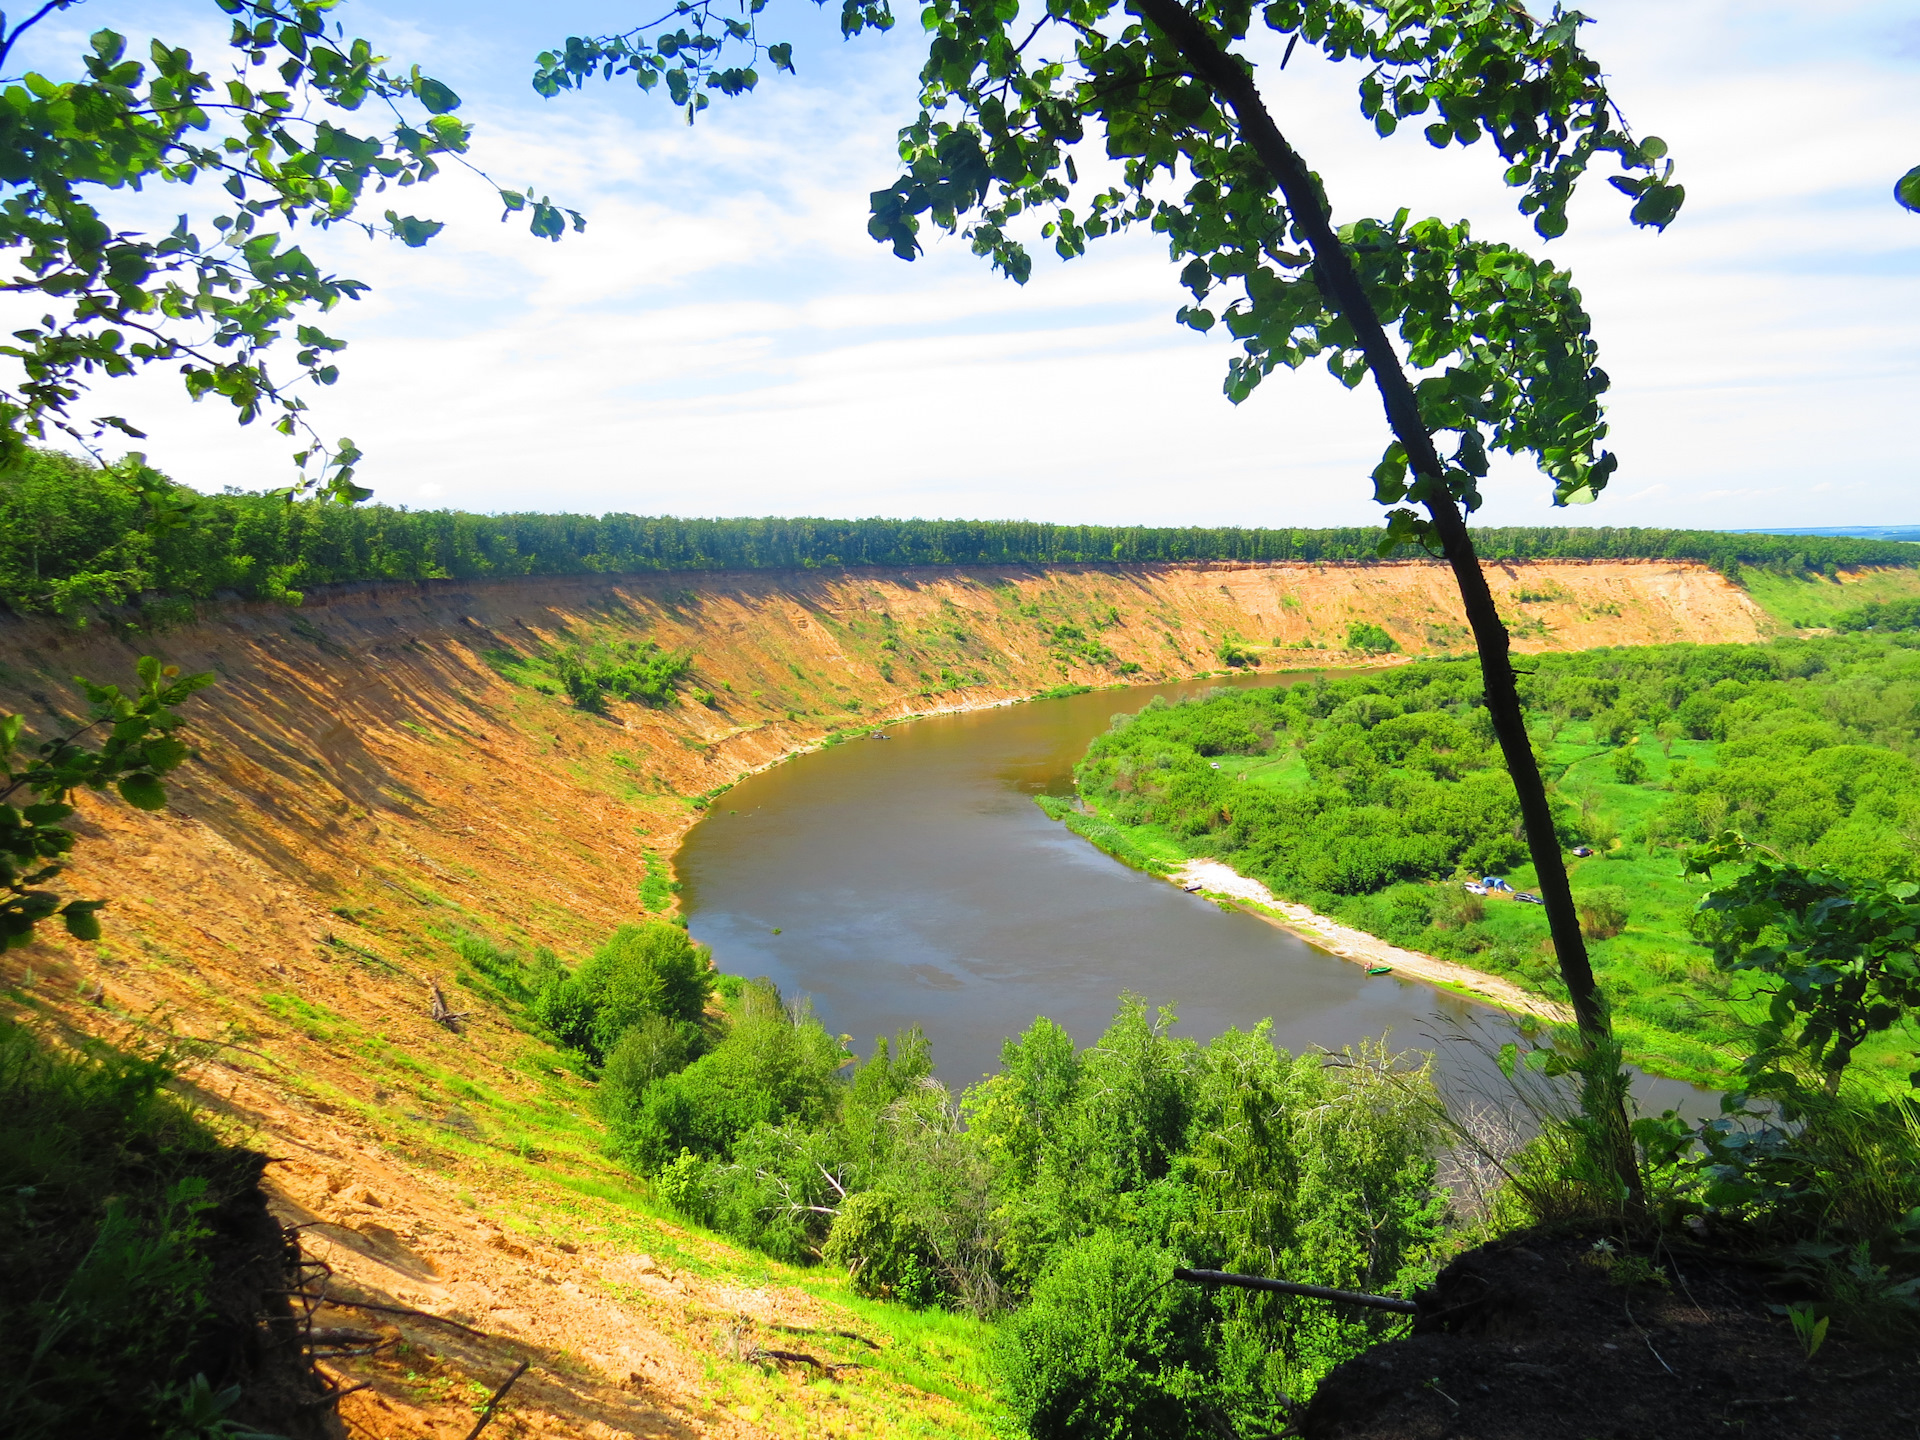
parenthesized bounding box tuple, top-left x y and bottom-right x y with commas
(6, 0, 1917, 528)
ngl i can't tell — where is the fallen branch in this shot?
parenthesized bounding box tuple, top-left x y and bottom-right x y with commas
(770, 1323, 880, 1350)
(298, 1380, 371, 1409)
(748, 1346, 865, 1377)
(314, 1294, 494, 1340)
(464, 1360, 530, 1440)
(1173, 1267, 1419, 1315)
(430, 983, 472, 1032)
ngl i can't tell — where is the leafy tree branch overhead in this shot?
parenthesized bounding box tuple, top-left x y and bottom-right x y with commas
(0, 0, 577, 505)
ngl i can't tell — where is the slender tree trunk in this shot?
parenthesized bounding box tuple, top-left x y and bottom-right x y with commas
(1132, 1, 1640, 1201)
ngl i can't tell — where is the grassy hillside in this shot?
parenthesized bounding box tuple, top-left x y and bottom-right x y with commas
(1742, 563, 1920, 630)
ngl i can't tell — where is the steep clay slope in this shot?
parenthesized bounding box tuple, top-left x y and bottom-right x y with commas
(0, 558, 1772, 1438)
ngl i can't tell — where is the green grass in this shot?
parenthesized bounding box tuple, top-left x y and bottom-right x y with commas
(1058, 715, 1918, 1088)
(1231, 751, 1313, 791)
(1742, 565, 1920, 630)
(1034, 795, 1183, 874)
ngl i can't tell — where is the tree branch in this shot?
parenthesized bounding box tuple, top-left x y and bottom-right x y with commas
(1128, 0, 1607, 1045)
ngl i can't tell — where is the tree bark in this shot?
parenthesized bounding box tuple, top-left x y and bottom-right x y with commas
(1129, 0, 1609, 1042)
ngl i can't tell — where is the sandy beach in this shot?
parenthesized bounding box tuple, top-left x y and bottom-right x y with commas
(1170, 858, 1574, 1025)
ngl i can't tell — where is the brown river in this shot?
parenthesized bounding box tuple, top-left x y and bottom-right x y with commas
(679, 671, 1714, 1115)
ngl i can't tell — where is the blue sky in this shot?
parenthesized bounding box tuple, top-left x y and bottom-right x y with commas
(11, 0, 1918, 526)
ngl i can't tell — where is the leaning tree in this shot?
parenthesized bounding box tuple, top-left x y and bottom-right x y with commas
(534, 0, 1683, 1196)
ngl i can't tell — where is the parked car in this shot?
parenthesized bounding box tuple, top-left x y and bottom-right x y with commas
(1516, 892, 1544, 905)
(1463, 882, 1488, 896)
(1571, 845, 1594, 858)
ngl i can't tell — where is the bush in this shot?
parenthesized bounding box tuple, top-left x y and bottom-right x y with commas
(534, 920, 714, 1064)
(0, 1021, 266, 1439)
(616, 983, 844, 1170)
(1431, 883, 1486, 929)
(1345, 621, 1399, 654)
(1611, 747, 1649, 784)
(1576, 886, 1630, 941)
(596, 1013, 697, 1128)
(993, 1231, 1221, 1440)
(822, 1189, 942, 1305)
(550, 641, 694, 714)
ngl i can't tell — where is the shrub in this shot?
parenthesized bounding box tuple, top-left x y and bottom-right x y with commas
(616, 983, 843, 1170)
(1345, 621, 1399, 654)
(1611, 747, 1649, 784)
(822, 1190, 942, 1305)
(0, 1021, 267, 1439)
(993, 1231, 1221, 1440)
(596, 1014, 697, 1128)
(1432, 883, 1486, 930)
(535, 920, 715, 1064)
(1576, 886, 1630, 941)
(553, 641, 694, 713)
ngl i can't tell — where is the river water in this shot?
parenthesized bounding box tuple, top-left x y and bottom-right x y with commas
(679, 672, 1714, 1116)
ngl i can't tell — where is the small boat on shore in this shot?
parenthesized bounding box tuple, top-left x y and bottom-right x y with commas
(1367, 965, 1393, 976)
(1181, 879, 1204, 893)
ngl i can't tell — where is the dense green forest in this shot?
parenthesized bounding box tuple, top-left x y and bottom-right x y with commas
(1065, 635, 1920, 1081)
(1, 449, 1913, 615)
(1833, 596, 1920, 633)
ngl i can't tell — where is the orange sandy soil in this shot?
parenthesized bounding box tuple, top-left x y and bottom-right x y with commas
(0, 559, 1771, 1438)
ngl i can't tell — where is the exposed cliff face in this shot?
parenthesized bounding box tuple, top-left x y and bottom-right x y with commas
(0, 558, 1772, 1438)
(1, 559, 1773, 980)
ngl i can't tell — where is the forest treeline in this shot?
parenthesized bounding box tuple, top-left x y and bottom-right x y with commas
(2, 449, 1914, 615)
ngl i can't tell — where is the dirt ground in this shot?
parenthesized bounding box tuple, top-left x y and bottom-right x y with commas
(1302, 1229, 1920, 1440)
(0, 558, 1780, 1437)
(1171, 859, 1573, 1024)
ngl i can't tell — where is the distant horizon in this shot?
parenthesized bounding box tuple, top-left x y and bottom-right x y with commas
(1743, 525, 1920, 542)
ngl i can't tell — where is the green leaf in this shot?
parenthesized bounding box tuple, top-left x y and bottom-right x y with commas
(116, 774, 168, 811)
(62, 901, 103, 942)
(1370, 457, 1408, 504)
(1629, 181, 1684, 230)
(416, 77, 462, 114)
(384, 211, 445, 247)
(1897, 166, 1920, 214)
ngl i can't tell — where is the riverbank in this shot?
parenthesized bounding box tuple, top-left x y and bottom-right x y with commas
(1170, 858, 1574, 1025)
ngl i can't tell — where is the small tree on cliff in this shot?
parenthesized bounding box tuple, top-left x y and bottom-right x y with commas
(536, 0, 1683, 1197)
